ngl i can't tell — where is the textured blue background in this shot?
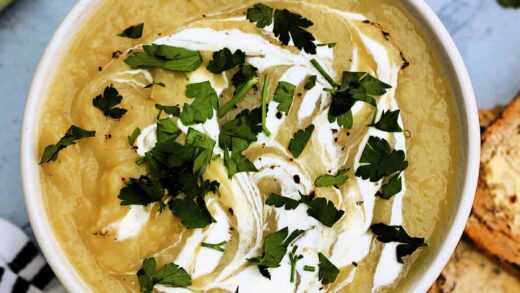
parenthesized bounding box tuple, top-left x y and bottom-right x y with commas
(0, 0, 519, 231)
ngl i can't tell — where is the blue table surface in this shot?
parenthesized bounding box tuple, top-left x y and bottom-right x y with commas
(0, 0, 519, 231)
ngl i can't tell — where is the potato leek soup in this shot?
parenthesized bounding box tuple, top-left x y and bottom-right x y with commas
(37, 0, 460, 292)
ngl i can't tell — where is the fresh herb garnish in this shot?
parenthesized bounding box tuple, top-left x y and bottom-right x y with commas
(201, 241, 227, 252)
(137, 257, 191, 293)
(370, 223, 427, 263)
(128, 127, 141, 146)
(169, 196, 216, 229)
(318, 253, 340, 285)
(247, 4, 317, 54)
(118, 175, 165, 206)
(498, 0, 520, 8)
(265, 193, 345, 227)
(39, 126, 96, 164)
(155, 104, 181, 117)
(317, 43, 336, 48)
(125, 44, 202, 72)
(314, 169, 349, 187)
(93, 85, 127, 119)
(304, 75, 317, 90)
(355, 136, 408, 182)
(246, 3, 273, 28)
(180, 81, 219, 125)
(273, 81, 296, 114)
(288, 124, 315, 158)
(232, 64, 259, 90)
(376, 173, 402, 199)
(289, 246, 303, 283)
(118, 23, 144, 39)
(303, 265, 315, 272)
(219, 77, 259, 117)
(207, 48, 245, 74)
(156, 118, 180, 142)
(219, 108, 262, 178)
(144, 82, 165, 89)
(261, 75, 271, 136)
(248, 227, 304, 275)
(371, 110, 403, 132)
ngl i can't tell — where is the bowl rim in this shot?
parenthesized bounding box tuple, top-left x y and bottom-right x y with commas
(20, 1, 479, 292)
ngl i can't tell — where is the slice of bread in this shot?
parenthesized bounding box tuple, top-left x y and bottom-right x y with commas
(465, 97, 520, 275)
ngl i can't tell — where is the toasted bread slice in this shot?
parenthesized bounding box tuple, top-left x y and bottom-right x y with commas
(429, 239, 520, 293)
(465, 96, 520, 275)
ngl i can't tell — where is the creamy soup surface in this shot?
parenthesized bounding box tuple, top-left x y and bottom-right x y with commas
(38, 0, 461, 292)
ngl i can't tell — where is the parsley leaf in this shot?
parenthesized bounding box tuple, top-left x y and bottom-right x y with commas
(39, 126, 96, 164)
(125, 44, 202, 72)
(219, 77, 259, 117)
(201, 241, 227, 252)
(219, 108, 262, 178)
(376, 173, 402, 199)
(155, 104, 180, 118)
(207, 48, 245, 74)
(93, 85, 127, 119)
(304, 75, 317, 90)
(301, 195, 345, 227)
(265, 193, 300, 210)
(156, 118, 180, 143)
(232, 64, 258, 89)
(246, 3, 273, 28)
(273, 81, 296, 114)
(498, 0, 520, 8)
(266, 193, 345, 227)
(355, 136, 408, 182)
(180, 81, 219, 125)
(185, 129, 216, 176)
(118, 23, 144, 39)
(314, 169, 349, 187)
(169, 196, 216, 229)
(370, 223, 427, 263)
(128, 127, 141, 146)
(371, 110, 403, 132)
(248, 227, 304, 270)
(137, 257, 192, 293)
(288, 124, 315, 158)
(318, 253, 340, 285)
(273, 9, 317, 54)
(118, 175, 165, 206)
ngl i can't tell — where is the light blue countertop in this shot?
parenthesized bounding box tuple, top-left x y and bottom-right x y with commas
(0, 0, 519, 231)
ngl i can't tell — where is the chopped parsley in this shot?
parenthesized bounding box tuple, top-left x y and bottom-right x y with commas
(288, 246, 303, 283)
(124, 44, 202, 72)
(156, 118, 180, 142)
(232, 64, 258, 90)
(207, 48, 245, 74)
(169, 196, 216, 229)
(128, 127, 141, 146)
(39, 126, 96, 164)
(137, 257, 191, 293)
(155, 104, 181, 118)
(273, 81, 296, 114)
(317, 43, 336, 48)
(180, 81, 219, 125)
(318, 253, 340, 285)
(219, 77, 259, 117)
(498, 0, 520, 8)
(219, 108, 262, 178)
(303, 265, 315, 272)
(144, 82, 165, 88)
(304, 75, 317, 90)
(93, 85, 127, 119)
(288, 124, 315, 158)
(118, 23, 144, 39)
(248, 227, 304, 277)
(371, 110, 403, 132)
(314, 169, 349, 188)
(265, 193, 345, 227)
(261, 75, 271, 136)
(355, 136, 408, 182)
(376, 173, 402, 199)
(370, 223, 427, 263)
(247, 4, 317, 54)
(201, 241, 227, 252)
(118, 175, 165, 206)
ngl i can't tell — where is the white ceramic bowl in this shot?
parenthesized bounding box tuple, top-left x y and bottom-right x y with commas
(21, 1, 480, 292)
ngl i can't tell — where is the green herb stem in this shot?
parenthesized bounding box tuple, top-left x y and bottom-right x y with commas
(201, 241, 227, 252)
(261, 75, 271, 136)
(289, 246, 303, 283)
(219, 77, 259, 117)
(303, 265, 315, 272)
(310, 59, 337, 88)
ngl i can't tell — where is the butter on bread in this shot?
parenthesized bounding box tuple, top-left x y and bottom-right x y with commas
(466, 97, 520, 275)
